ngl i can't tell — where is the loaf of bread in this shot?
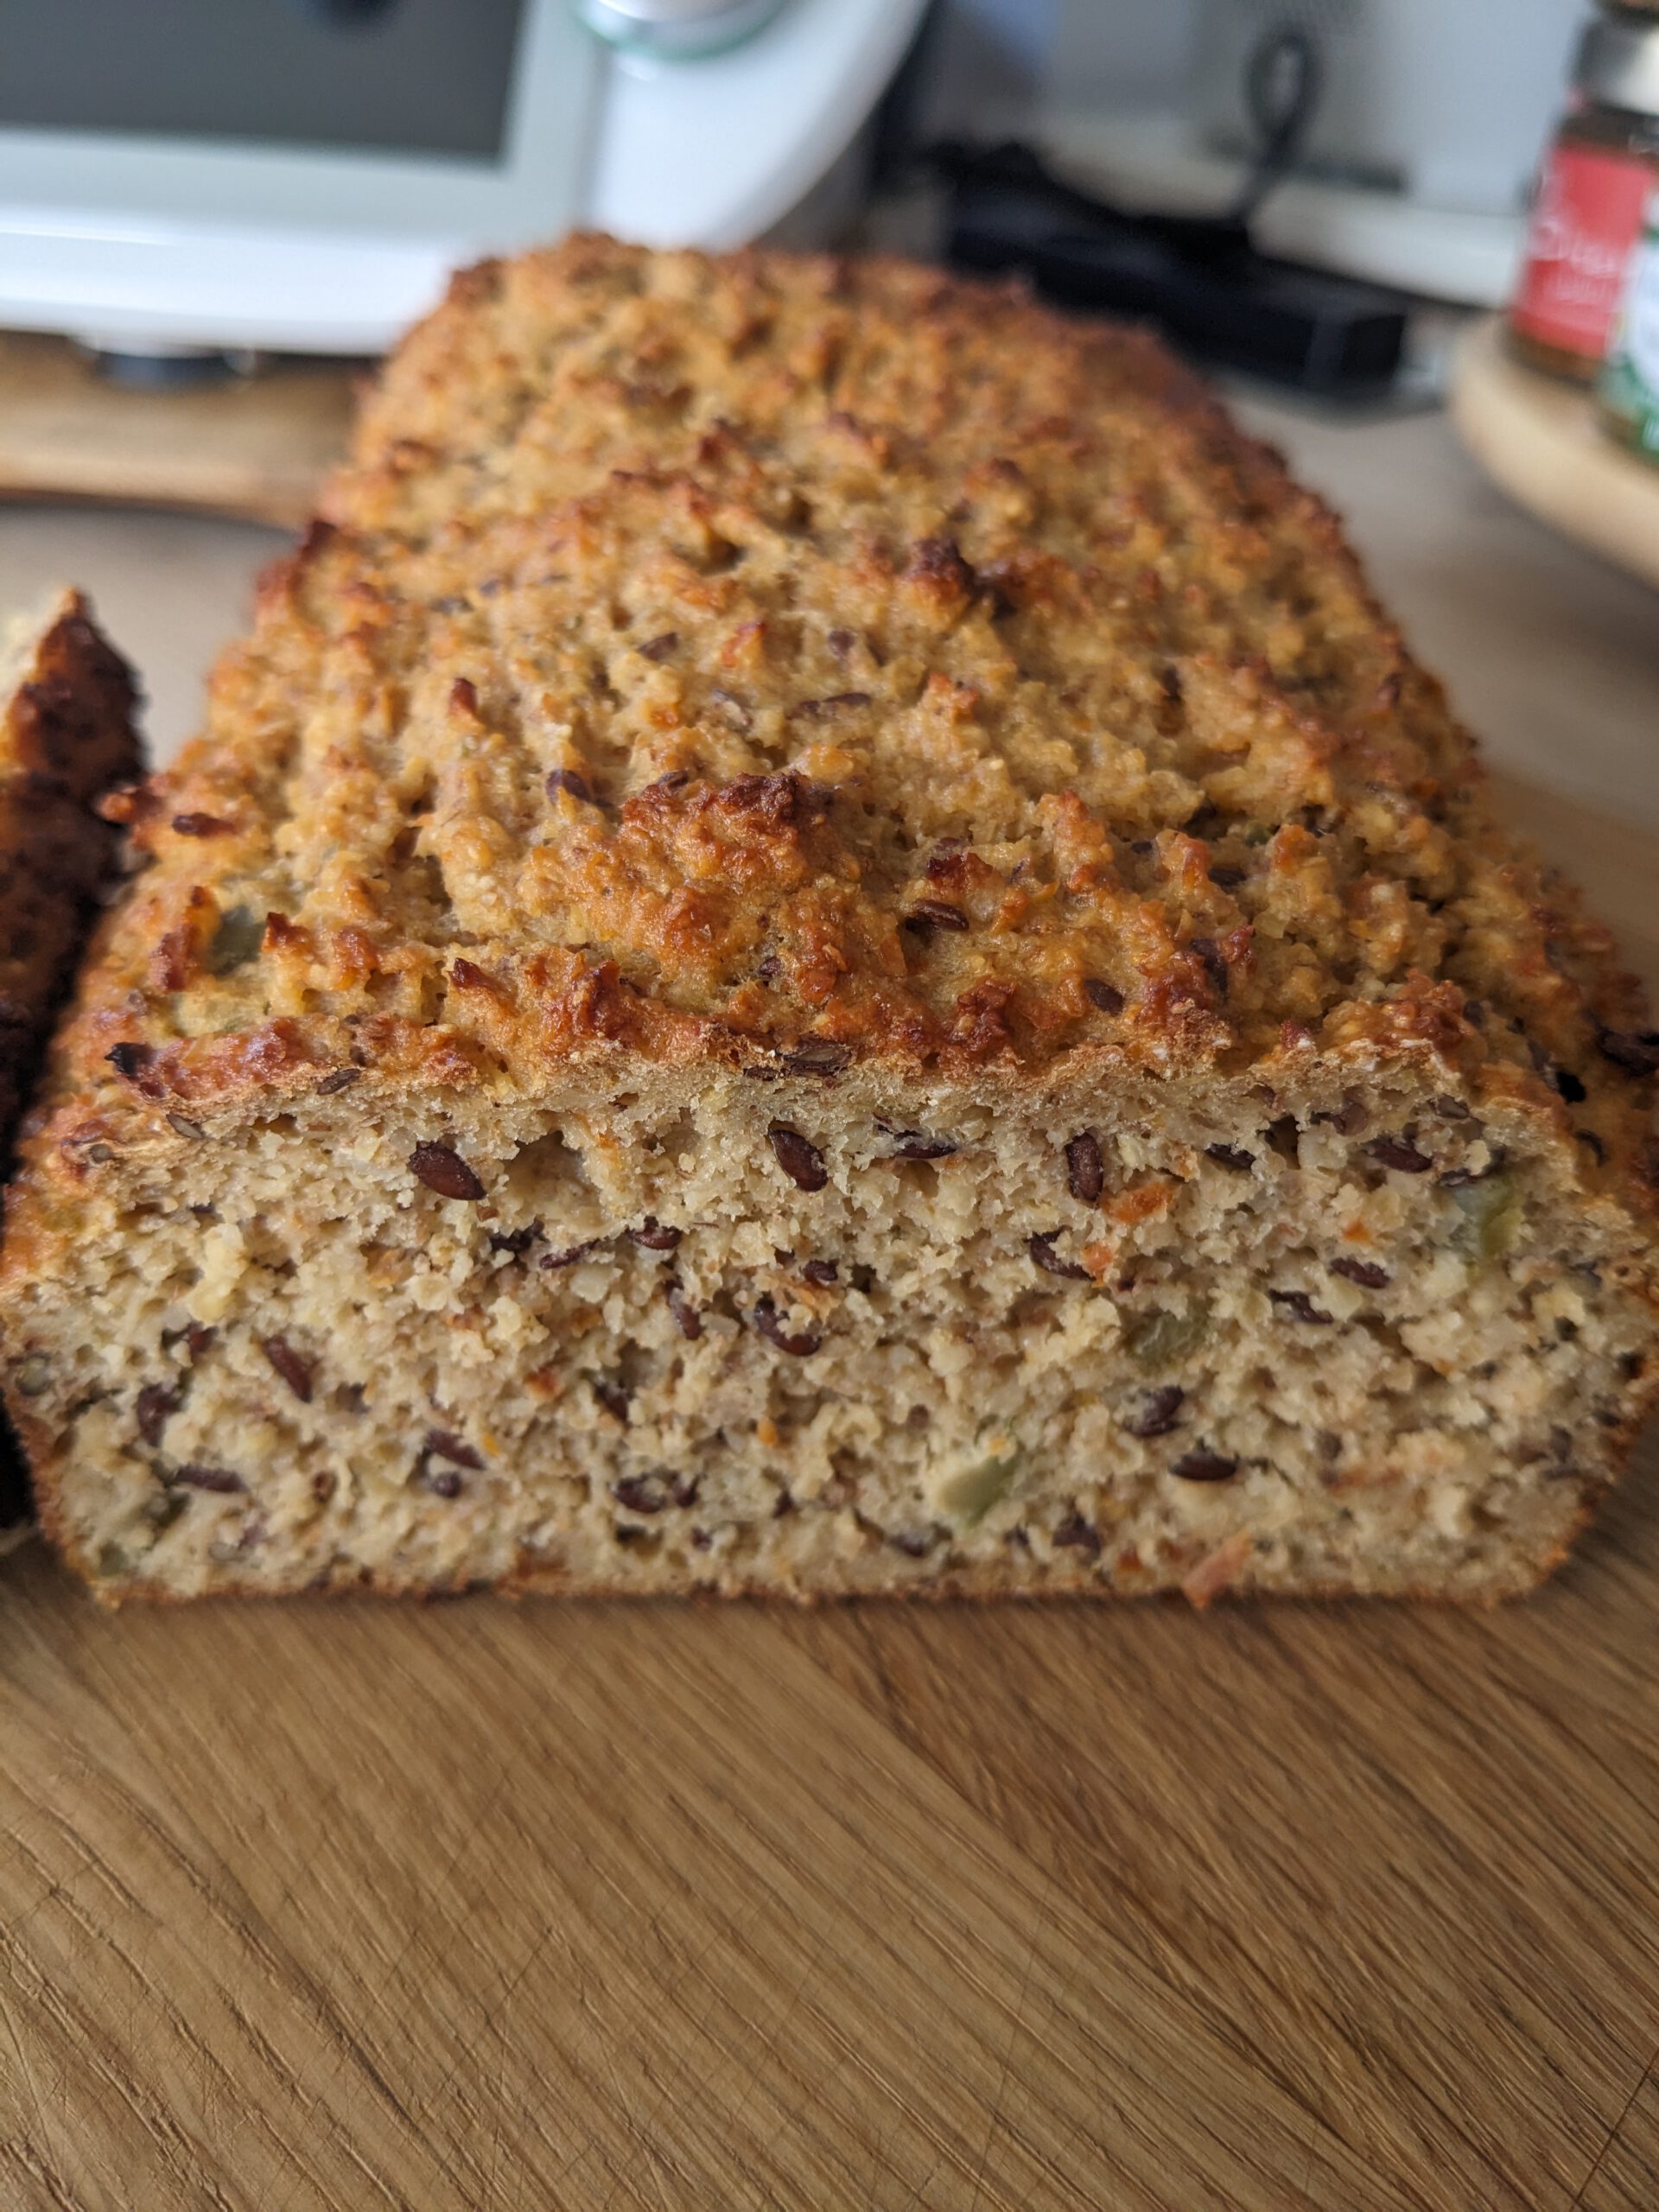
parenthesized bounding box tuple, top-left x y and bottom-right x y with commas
(3, 239, 1655, 1603)
(0, 589, 140, 1544)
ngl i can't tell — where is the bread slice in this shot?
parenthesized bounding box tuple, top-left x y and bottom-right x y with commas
(3, 239, 1655, 1605)
(0, 589, 141, 1545)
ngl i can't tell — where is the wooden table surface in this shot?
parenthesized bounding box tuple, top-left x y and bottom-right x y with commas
(1, 392, 1657, 2211)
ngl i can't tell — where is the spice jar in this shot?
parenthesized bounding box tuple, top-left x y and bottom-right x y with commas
(1509, 9, 1659, 382)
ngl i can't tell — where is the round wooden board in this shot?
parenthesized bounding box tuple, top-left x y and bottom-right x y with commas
(1449, 317, 1659, 593)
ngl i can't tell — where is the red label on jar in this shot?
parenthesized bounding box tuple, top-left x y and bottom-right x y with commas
(1511, 143, 1651, 360)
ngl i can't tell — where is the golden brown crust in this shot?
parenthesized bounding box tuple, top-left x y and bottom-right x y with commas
(10, 238, 1656, 1248)
(0, 589, 139, 1147)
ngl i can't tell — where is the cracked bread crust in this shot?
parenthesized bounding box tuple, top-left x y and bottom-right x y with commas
(0, 588, 141, 1540)
(2, 241, 1656, 1605)
(10, 239, 1656, 1179)
(0, 589, 139, 1148)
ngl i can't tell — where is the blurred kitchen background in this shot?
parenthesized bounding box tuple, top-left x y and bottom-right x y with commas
(0, 0, 1651, 954)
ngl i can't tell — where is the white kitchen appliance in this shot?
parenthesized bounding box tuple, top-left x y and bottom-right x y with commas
(0, 0, 926, 358)
(944, 0, 1591, 306)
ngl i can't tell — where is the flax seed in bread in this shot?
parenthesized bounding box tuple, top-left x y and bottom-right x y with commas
(3, 239, 1655, 1605)
(0, 589, 140, 1541)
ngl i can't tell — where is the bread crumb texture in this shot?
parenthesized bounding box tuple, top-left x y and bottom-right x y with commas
(3, 238, 1655, 1604)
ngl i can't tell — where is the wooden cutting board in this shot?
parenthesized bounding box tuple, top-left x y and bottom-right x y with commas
(1449, 318, 1659, 596)
(0, 332, 357, 527)
(2, 779, 1656, 2212)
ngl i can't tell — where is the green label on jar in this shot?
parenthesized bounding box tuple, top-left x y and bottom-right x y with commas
(1600, 191, 1659, 458)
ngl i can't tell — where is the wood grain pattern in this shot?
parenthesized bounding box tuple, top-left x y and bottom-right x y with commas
(0, 785, 1655, 2212)
(0, 333, 355, 529)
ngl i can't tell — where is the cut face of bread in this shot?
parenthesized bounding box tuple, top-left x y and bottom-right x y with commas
(2, 239, 1655, 1605)
(14, 1056, 1651, 1604)
(0, 588, 142, 1542)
